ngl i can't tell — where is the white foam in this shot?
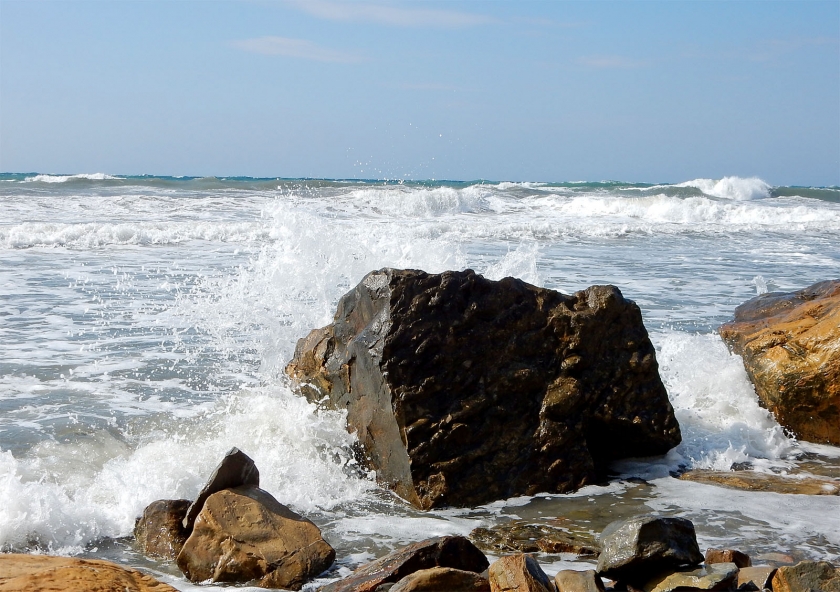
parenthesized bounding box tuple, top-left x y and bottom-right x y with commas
(677, 176, 772, 200)
(23, 173, 119, 183)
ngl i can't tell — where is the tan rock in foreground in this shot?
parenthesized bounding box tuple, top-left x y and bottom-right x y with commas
(488, 554, 554, 592)
(678, 469, 840, 495)
(0, 554, 177, 592)
(771, 560, 840, 592)
(719, 279, 840, 445)
(389, 567, 490, 592)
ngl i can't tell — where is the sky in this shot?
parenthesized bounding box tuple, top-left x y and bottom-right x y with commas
(1, 0, 838, 185)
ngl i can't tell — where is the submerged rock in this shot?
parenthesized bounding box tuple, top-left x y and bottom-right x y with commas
(134, 498, 191, 560)
(319, 536, 489, 592)
(771, 560, 840, 592)
(719, 279, 840, 445)
(595, 515, 703, 586)
(469, 520, 599, 557)
(488, 554, 554, 592)
(389, 567, 490, 592)
(678, 469, 840, 495)
(287, 268, 680, 509)
(0, 554, 178, 592)
(176, 485, 335, 590)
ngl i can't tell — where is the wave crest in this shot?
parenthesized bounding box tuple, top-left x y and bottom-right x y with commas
(677, 176, 772, 201)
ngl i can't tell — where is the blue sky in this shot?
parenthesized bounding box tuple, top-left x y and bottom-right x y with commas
(1, 1, 838, 184)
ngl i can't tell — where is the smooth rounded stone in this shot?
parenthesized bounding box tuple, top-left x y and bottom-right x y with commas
(470, 520, 599, 557)
(319, 536, 489, 592)
(771, 560, 840, 592)
(554, 569, 606, 592)
(176, 485, 335, 590)
(719, 279, 840, 445)
(704, 548, 751, 568)
(182, 446, 260, 531)
(678, 469, 840, 495)
(641, 562, 738, 592)
(488, 554, 554, 592)
(595, 515, 703, 586)
(0, 554, 178, 592)
(287, 268, 680, 509)
(134, 498, 191, 560)
(736, 566, 777, 591)
(389, 567, 490, 592)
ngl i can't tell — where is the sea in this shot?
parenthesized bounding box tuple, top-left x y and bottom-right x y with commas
(1, 173, 839, 590)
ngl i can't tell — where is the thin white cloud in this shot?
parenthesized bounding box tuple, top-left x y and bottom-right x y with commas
(284, 0, 498, 28)
(577, 55, 646, 69)
(230, 36, 362, 63)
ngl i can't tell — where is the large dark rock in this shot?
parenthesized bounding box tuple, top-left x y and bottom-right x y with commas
(319, 536, 489, 592)
(719, 279, 840, 445)
(134, 498, 191, 560)
(595, 515, 703, 586)
(183, 447, 260, 530)
(287, 268, 680, 509)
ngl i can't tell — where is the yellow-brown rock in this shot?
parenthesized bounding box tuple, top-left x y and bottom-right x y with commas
(0, 554, 178, 592)
(678, 470, 840, 495)
(488, 554, 554, 592)
(771, 560, 840, 592)
(175, 485, 335, 589)
(719, 279, 840, 445)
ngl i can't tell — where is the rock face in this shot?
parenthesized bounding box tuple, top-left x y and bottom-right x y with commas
(488, 554, 554, 592)
(719, 279, 840, 445)
(595, 515, 703, 585)
(134, 498, 191, 560)
(389, 567, 491, 592)
(287, 268, 680, 509)
(320, 536, 489, 592)
(0, 554, 179, 592)
(176, 485, 335, 589)
(771, 561, 840, 592)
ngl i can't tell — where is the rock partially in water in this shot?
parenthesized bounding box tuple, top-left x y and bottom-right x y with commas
(182, 446, 260, 531)
(134, 498, 191, 560)
(320, 536, 489, 592)
(0, 554, 178, 592)
(737, 565, 777, 591)
(719, 279, 840, 445)
(554, 569, 606, 592)
(595, 515, 703, 586)
(488, 554, 554, 592)
(286, 268, 680, 509)
(704, 548, 751, 568)
(771, 560, 840, 592)
(389, 567, 490, 592)
(469, 520, 599, 557)
(176, 485, 335, 590)
(642, 562, 739, 592)
(677, 469, 840, 495)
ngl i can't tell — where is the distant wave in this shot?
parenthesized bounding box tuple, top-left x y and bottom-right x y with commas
(676, 176, 772, 201)
(23, 173, 120, 183)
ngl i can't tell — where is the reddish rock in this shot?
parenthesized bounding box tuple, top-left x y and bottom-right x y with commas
(134, 498, 191, 560)
(704, 548, 751, 568)
(719, 279, 840, 445)
(771, 561, 840, 592)
(488, 554, 554, 592)
(0, 554, 178, 592)
(389, 567, 490, 592)
(287, 268, 680, 509)
(176, 485, 334, 590)
(554, 569, 605, 592)
(319, 536, 489, 592)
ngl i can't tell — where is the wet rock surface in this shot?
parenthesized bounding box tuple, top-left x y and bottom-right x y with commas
(388, 567, 491, 592)
(677, 469, 840, 495)
(287, 268, 680, 508)
(320, 536, 489, 592)
(719, 279, 840, 445)
(736, 565, 777, 591)
(488, 553, 554, 592)
(176, 485, 335, 590)
(470, 520, 599, 557)
(771, 560, 840, 592)
(642, 562, 739, 592)
(0, 554, 179, 592)
(554, 569, 606, 592)
(134, 498, 191, 560)
(595, 515, 703, 585)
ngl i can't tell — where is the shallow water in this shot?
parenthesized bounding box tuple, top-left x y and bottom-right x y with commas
(1, 174, 838, 589)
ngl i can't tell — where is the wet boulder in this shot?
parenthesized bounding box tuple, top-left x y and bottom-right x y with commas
(719, 279, 840, 445)
(176, 485, 335, 590)
(771, 560, 840, 592)
(595, 515, 703, 586)
(320, 536, 489, 592)
(554, 569, 606, 592)
(134, 498, 191, 560)
(286, 268, 680, 509)
(488, 554, 554, 592)
(389, 567, 491, 592)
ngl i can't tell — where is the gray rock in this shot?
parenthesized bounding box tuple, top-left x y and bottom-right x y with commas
(182, 447, 259, 530)
(595, 515, 703, 585)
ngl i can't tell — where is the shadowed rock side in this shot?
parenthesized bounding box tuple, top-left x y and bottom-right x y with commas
(719, 279, 840, 445)
(287, 268, 680, 509)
